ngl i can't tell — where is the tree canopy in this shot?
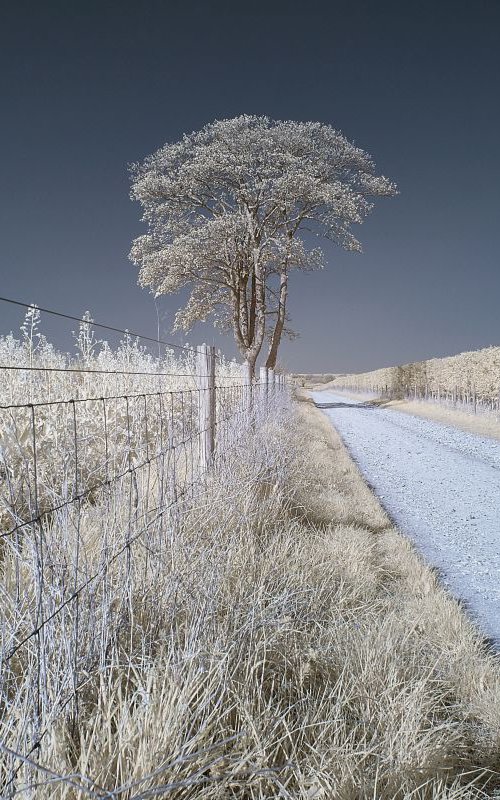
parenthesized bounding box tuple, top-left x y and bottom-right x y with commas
(130, 115, 397, 372)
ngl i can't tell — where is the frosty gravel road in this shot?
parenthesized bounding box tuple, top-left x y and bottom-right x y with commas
(311, 390, 500, 646)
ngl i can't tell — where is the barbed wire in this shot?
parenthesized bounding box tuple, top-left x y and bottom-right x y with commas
(0, 295, 234, 361)
(0, 295, 200, 353)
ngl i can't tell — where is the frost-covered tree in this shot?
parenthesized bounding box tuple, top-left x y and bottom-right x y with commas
(129, 115, 396, 375)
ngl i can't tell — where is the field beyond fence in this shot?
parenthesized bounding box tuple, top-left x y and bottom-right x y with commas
(323, 345, 500, 416)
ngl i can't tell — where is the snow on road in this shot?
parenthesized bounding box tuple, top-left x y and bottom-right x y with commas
(311, 390, 500, 646)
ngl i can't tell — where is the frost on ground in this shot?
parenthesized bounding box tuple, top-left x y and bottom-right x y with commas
(311, 390, 500, 647)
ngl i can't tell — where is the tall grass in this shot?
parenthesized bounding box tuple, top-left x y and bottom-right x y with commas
(0, 307, 241, 539)
(0, 306, 241, 403)
(0, 306, 247, 798)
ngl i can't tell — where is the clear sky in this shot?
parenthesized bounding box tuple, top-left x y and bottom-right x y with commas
(1, 0, 499, 373)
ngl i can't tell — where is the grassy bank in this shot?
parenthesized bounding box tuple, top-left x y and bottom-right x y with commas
(2, 396, 500, 798)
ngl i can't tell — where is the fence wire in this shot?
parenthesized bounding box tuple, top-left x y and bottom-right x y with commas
(0, 365, 286, 797)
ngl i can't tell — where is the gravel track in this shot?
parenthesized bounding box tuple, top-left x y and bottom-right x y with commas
(311, 390, 500, 646)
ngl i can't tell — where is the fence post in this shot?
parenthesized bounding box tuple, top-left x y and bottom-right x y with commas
(242, 360, 253, 411)
(197, 344, 215, 470)
(259, 365, 268, 402)
(268, 368, 275, 401)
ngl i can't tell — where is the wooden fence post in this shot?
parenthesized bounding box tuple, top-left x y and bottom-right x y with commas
(197, 344, 215, 470)
(259, 365, 268, 402)
(268, 368, 275, 400)
(242, 361, 253, 411)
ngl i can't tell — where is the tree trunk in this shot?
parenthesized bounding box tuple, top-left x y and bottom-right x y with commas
(244, 355, 257, 380)
(248, 272, 256, 345)
(232, 280, 265, 376)
(242, 251, 266, 368)
(238, 274, 250, 347)
(265, 270, 288, 369)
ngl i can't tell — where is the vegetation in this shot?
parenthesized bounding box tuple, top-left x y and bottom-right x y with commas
(2, 325, 500, 795)
(326, 345, 500, 402)
(129, 115, 396, 375)
(0, 307, 240, 538)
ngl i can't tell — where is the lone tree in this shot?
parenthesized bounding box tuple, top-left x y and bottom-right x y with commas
(130, 115, 396, 375)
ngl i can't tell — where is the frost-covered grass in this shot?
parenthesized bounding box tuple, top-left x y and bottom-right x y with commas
(0, 307, 241, 538)
(0, 306, 241, 405)
(2, 385, 500, 798)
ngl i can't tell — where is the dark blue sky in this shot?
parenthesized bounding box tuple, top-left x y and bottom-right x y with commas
(1, 0, 499, 372)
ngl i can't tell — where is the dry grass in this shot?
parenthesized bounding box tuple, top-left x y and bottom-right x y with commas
(2, 395, 500, 798)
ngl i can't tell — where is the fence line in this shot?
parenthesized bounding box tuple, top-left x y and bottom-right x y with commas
(0, 326, 288, 796)
(0, 365, 246, 379)
(0, 295, 249, 367)
(0, 295, 200, 356)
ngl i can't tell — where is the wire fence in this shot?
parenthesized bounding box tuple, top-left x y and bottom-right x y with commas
(0, 298, 288, 797)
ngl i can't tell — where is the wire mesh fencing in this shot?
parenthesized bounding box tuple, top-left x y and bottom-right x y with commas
(0, 342, 288, 796)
